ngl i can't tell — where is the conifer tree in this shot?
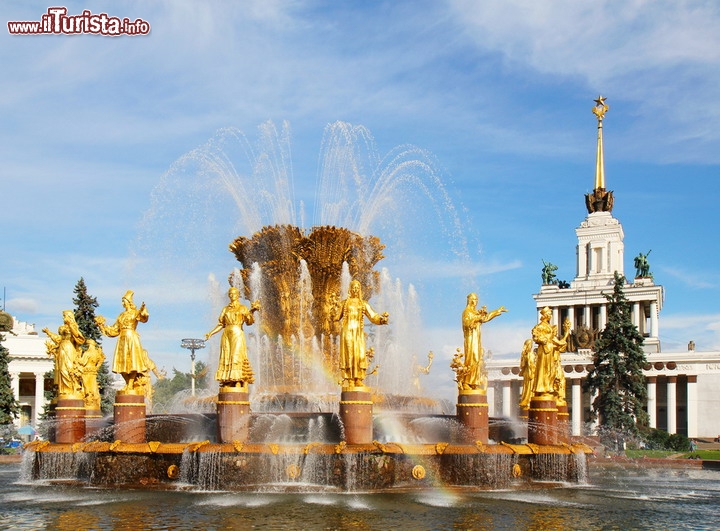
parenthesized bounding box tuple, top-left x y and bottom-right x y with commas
(73, 278, 115, 413)
(73, 278, 102, 344)
(0, 334, 20, 425)
(585, 272, 648, 443)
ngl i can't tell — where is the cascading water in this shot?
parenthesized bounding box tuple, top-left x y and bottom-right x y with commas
(134, 120, 472, 412)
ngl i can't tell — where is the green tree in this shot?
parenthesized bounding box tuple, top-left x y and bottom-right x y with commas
(152, 361, 209, 413)
(585, 272, 649, 445)
(0, 333, 20, 425)
(73, 278, 115, 413)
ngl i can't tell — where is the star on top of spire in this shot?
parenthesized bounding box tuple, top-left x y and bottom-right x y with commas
(592, 95, 609, 121)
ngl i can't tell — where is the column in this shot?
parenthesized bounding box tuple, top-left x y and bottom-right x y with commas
(647, 376, 657, 429)
(34, 373, 45, 425)
(633, 302, 640, 329)
(578, 244, 587, 277)
(584, 305, 591, 327)
(591, 389, 599, 431)
(10, 372, 19, 403)
(687, 375, 698, 438)
(487, 384, 495, 417)
(552, 308, 560, 329)
(571, 379, 582, 436)
(599, 305, 607, 330)
(502, 380, 512, 418)
(567, 307, 575, 330)
(650, 301, 658, 338)
(667, 376, 677, 435)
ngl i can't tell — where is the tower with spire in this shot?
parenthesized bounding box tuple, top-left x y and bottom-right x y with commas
(487, 96, 720, 440)
(533, 96, 664, 354)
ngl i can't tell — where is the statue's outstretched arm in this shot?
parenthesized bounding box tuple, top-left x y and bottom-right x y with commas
(365, 303, 389, 325)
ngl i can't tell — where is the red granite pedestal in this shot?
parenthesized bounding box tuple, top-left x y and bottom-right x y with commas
(113, 393, 146, 443)
(456, 390, 489, 444)
(556, 404, 570, 444)
(340, 388, 373, 445)
(528, 396, 557, 446)
(55, 397, 86, 444)
(217, 386, 251, 443)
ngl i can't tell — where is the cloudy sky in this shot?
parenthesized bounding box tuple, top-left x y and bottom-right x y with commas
(2, 1, 719, 399)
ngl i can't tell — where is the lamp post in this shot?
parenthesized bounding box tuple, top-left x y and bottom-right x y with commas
(181, 338, 206, 396)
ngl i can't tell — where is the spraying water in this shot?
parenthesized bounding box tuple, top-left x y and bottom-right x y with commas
(132, 121, 473, 410)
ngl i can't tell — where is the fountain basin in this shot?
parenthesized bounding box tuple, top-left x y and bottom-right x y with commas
(25, 440, 592, 492)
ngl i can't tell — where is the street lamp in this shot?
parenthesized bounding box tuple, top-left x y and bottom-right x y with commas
(180, 338, 206, 396)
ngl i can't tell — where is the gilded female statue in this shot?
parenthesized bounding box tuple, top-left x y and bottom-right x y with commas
(96, 290, 150, 393)
(461, 293, 507, 391)
(43, 310, 85, 398)
(78, 339, 105, 410)
(205, 286, 260, 387)
(518, 339, 536, 409)
(531, 307, 570, 400)
(334, 280, 388, 388)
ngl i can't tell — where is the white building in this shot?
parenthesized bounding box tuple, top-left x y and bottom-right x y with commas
(487, 98, 720, 439)
(2, 315, 53, 427)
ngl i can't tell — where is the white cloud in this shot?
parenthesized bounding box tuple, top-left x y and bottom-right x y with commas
(659, 313, 720, 351)
(6, 298, 38, 315)
(448, 1, 720, 81)
(447, 0, 720, 162)
(660, 266, 718, 290)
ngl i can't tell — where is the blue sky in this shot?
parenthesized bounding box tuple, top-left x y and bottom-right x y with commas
(2, 1, 719, 396)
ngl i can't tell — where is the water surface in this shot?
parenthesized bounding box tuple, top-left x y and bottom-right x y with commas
(1, 461, 718, 530)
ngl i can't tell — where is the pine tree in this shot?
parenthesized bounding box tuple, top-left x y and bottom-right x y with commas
(585, 272, 649, 444)
(0, 334, 20, 425)
(73, 278, 115, 414)
(73, 278, 102, 344)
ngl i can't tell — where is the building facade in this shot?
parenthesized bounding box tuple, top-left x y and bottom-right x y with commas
(2, 316, 53, 427)
(487, 98, 720, 439)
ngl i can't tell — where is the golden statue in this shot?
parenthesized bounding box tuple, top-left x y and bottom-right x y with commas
(450, 348, 467, 390)
(554, 318, 572, 406)
(205, 286, 260, 388)
(460, 293, 507, 391)
(43, 310, 85, 399)
(95, 290, 152, 394)
(412, 351, 434, 392)
(77, 339, 105, 410)
(531, 307, 570, 400)
(518, 339, 536, 409)
(333, 279, 388, 388)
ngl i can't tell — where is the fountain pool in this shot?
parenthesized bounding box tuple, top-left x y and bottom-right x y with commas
(3, 460, 718, 530)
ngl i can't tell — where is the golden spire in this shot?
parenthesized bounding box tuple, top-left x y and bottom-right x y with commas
(592, 96, 609, 189)
(584, 96, 614, 214)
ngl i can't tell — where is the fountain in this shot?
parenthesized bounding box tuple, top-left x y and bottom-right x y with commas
(23, 121, 592, 492)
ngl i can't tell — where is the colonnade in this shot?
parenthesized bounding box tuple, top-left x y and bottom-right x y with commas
(489, 371, 698, 438)
(553, 301, 658, 339)
(9, 371, 48, 425)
